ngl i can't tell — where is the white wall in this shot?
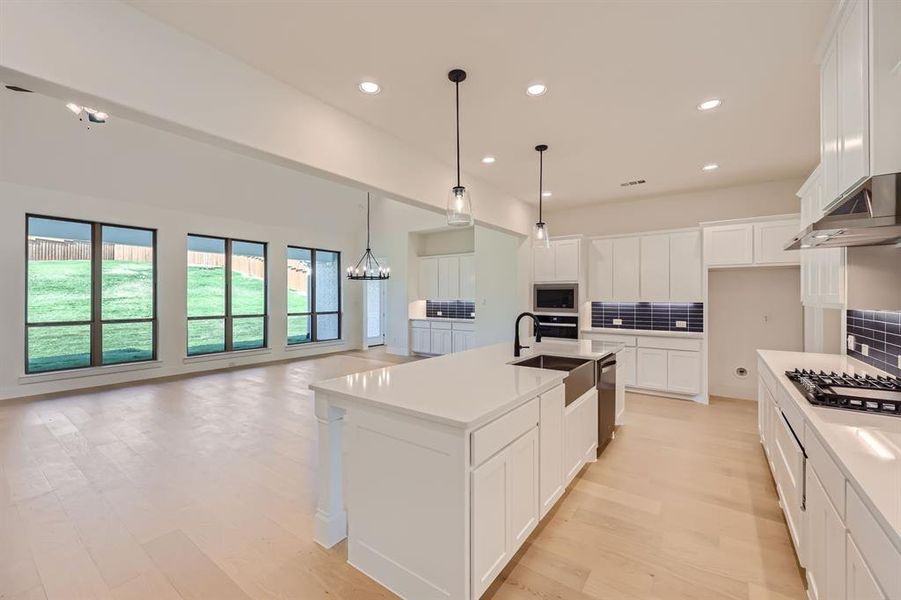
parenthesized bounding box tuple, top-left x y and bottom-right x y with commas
(708, 267, 804, 400)
(474, 226, 528, 346)
(416, 229, 474, 257)
(546, 178, 805, 237)
(0, 88, 371, 400)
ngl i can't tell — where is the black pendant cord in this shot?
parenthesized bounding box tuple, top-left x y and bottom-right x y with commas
(366, 192, 371, 250)
(455, 80, 461, 188)
(538, 149, 543, 223)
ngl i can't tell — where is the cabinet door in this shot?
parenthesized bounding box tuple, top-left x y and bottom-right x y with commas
(801, 250, 817, 306)
(612, 237, 640, 300)
(539, 386, 564, 518)
(806, 466, 846, 600)
(438, 256, 460, 299)
(418, 257, 439, 299)
(508, 427, 539, 553)
(471, 450, 510, 599)
(411, 328, 431, 354)
(821, 38, 841, 211)
(459, 254, 475, 300)
(837, 0, 870, 197)
(533, 244, 556, 282)
(669, 231, 702, 301)
(754, 219, 800, 265)
(589, 239, 614, 300)
(846, 534, 887, 600)
(636, 348, 667, 390)
(430, 329, 452, 355)
(703, 224, 753, 266)
(554, 239, 580, 282)
(620, 347, 636, 386)
(640, 234, 670, 301)
(563, 394, 587, 484)
(817, 248, 846, 307)
(452, 330, 474, 353)
(581, 390, 598, 461)
(666, 350, 700, 395)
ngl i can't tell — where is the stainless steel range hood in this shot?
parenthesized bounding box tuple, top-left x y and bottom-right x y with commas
(785, 173, 901, 250)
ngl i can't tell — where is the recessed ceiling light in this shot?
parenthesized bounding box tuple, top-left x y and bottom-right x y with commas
(526, 83, 547, 97)
(697, 98, 722, 111)
(481, 156, 496, 164)
(701, 163, 719, 172)
(358, 81, 381, 94)
(542, 191, 552, 198)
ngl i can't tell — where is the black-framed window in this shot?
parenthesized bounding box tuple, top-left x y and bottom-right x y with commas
(287, 246, 341, 344)
(26, 215, 157, 374)
(187, 235, 267, 356)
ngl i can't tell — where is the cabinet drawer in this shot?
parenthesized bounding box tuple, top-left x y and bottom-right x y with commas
(411, 320, 431, 329)
(805, 426, 846, 517)
(431, 321, 453, 330)
(846, 485, 901, 599)
(471, 398, 540, 467)
(636, 336, 702, 351)
(583, 333, 636, 347)
(452, 321, 475, 332)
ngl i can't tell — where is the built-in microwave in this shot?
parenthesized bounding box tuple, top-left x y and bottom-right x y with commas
(533, 284, 578, 313)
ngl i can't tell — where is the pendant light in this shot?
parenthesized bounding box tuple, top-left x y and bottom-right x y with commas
(346, 193, 390, 280)
(533, 144, 550, 247)
(446, 69, 473, 227)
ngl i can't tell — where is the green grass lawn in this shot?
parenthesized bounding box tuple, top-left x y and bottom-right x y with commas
(27, 260, 310, 371)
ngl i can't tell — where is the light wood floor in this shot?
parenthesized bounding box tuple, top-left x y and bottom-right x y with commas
(0, 350, 805, 600)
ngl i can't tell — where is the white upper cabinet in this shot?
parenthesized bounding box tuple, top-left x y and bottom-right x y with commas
(418, 257, 439, 299)
(821, 36, 841, 212)
(459, 254, 475, 300)
(417, 253, 473, 300)
(836, 0, 869, 196)
(797, 167, 846, 308)
(703, 217, 800, 268)
(589, 230, 701, 302)
(612, 237, 640, 301)
(533, 238, 581, 283)
(588, 239, 614, 300)
(703, 223, 754, 266)
(754, 220, 801, 265)
(438, 256, 460, 299)
(639, 235, 670, 302)
(668, 231, 702, 301)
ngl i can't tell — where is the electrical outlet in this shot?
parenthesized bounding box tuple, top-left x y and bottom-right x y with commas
(612, 318, 623, 325)
(861, 344, 869, 357)
(897, 355, 901, 369)
(847, 335, 856, 350)
(675, 320, 687, 328)
(436, 311, 443, 316)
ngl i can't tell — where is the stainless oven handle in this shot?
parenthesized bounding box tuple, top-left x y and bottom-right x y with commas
(536, 322, 577, 327)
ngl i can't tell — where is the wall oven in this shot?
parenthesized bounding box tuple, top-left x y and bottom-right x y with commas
(535, 314, 579, 340)
(533, 284, 578, 313)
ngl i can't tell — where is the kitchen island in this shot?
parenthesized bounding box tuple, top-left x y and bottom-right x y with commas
(310, 338, 624, 600)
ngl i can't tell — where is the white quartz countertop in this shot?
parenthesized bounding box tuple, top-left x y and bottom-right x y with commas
(410, 317, 475, 323)
(582, 327, 704, 339)
(310, 339, 624, 430)
(758, 350, 901, 551)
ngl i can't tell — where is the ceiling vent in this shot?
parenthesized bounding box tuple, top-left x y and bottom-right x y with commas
(620, 179, 647, 187)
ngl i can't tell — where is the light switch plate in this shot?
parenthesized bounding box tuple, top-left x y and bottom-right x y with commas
(675, 320, 687, 328)
(897, 355, 901, 369)
(847, 335, 855, 350)
(612, 318, 623, 325)
(861, 344, 869, 357)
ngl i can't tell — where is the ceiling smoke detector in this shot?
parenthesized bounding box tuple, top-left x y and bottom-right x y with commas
(620, 179, 647, 187)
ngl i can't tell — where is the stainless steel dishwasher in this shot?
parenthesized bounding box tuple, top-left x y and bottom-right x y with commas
(596, 355, 617, 455)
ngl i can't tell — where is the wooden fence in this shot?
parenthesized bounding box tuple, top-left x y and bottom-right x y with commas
(28, 237, 307, 292)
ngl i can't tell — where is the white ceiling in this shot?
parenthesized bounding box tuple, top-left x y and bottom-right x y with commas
(128, 0, 834, 209)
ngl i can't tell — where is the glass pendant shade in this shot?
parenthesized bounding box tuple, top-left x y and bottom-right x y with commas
(533, 221, 550, 248)
(447, 185, 473, 227)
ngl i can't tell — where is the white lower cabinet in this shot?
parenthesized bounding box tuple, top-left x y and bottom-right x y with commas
(636, 348, 668, 390)
(563, 390, 598, 484)
(431, 328, 453, 355)
(411, 326, 431, 354)
(538, 385, 564, 517)
(806, 464, 846, 600)
(453, 330, 474, 353)
(666, 350, 701, 395)
(471, 426, 539, 599)
(619, 346, 636, 386)
(846, 534, 886, 600)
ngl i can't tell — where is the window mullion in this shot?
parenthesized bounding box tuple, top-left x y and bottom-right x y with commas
(224, 238, 233, 351)
(90, 222, 103, 366)
(311, 249, 318, 342)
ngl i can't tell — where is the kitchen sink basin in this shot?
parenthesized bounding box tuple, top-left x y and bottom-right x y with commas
(511, 354, 596, 406)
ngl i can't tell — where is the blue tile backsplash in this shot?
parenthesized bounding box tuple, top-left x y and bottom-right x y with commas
(591, 302, 704, 333)
(426, 300, 475, 320)
(846, 310, 901, 377)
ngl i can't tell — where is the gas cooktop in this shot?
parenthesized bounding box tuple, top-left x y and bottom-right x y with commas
(785, 369, 901, 417)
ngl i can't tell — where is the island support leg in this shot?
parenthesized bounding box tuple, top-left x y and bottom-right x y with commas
(314, 395, 347, 548)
